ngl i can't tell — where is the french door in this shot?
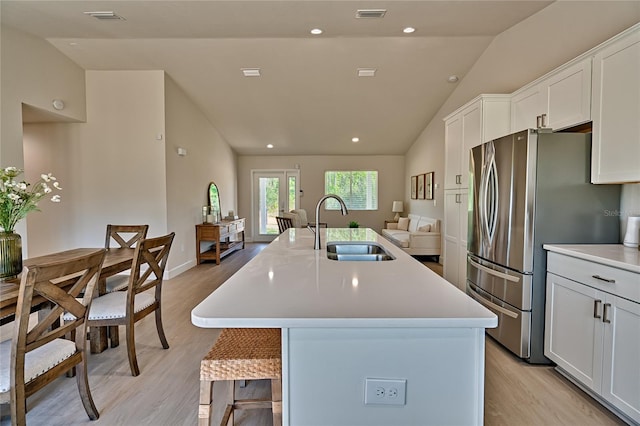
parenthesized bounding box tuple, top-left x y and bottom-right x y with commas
(252, 170, 299, 242)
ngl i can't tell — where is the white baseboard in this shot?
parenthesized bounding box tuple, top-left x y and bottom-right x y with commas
(165, 258, 196, 279)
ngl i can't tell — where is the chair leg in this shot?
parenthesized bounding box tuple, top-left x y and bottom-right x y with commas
(76, 354, 100, 420)
(125, 321, 140, 376)
(271, 378, 283, 426)
(198, 379, 213, 426)
(66, 328, 77, 378)
(154, 306, 169, 349)
(109, 325, 120, 348)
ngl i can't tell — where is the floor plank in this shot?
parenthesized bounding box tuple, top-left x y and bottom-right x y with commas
(1, 244, 626, 425)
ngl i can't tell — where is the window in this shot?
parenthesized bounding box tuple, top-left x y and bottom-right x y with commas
(324, 171, 378, 210)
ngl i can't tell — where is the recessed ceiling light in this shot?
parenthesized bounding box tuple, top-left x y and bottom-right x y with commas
(241, 68, 261, 77)
(357, 68, 376, 77)
(447, 75, 459, 83)
(352, 137, 360, 143)
(310, 28, 323, 35)
(83, 11, 125, 20)
(267, 144, 274, 149)
(403, 27, 416, 34)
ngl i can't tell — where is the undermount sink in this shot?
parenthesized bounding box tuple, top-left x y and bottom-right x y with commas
(326, 242, 395, 261)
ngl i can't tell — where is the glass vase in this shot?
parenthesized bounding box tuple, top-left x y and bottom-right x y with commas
(0, 231, 23, 281)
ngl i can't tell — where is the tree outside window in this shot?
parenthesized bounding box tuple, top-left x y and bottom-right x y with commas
(324, 171, 378, 210)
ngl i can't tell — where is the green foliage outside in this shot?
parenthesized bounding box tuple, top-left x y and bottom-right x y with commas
(324, 171, 378, 210)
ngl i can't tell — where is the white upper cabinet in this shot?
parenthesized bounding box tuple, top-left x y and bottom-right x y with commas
(444, 95, 510, 190)
(511, 57, 592, 133)
(591, 26, 640, 184)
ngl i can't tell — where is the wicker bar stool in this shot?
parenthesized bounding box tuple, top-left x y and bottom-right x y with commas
(199, 328, 282, 426)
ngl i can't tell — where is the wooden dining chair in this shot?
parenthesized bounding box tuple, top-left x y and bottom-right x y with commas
(68, 232, 175, 376)
(0, 249, 106, 426)
(104, 224, 149, 293)
(275, 217, 293, 234)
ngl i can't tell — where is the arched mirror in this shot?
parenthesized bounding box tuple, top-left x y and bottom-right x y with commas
(204, 182, 221, 223)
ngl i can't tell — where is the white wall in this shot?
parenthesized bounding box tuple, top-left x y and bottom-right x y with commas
(164, 75, 238, 274)
(405, 2, 640, 236)
(238, 155, 405, 239)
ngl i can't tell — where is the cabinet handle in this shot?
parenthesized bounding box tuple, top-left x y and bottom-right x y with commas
(603, 303, 612, 324)
(455, 193, 461, 204)
(593, 299, 602, 319)
(592, 274, 615, 283)
(456, 174, 461, 184)
(541, 113, 548, 127)
(536, 115, 542, 128)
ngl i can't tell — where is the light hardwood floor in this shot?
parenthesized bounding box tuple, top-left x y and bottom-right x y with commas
(1, 244, 625, 425)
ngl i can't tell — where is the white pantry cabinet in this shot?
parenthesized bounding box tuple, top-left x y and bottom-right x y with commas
(443, 95, 509, 289)
(511, 57, 592, 133)
(591, 25, 640, 184)
(545, 251, 640, 424)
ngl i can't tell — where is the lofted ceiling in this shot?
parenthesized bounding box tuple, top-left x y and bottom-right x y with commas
(1, 1, 553, 155)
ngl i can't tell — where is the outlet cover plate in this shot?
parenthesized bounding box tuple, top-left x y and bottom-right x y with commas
(364, 378, 406, 405)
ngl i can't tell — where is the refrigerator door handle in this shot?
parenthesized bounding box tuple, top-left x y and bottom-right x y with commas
(468, 257, 520, 283)
(468, 285, 519, 319)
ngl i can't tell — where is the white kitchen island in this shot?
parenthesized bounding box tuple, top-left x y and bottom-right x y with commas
(192, 228, 497, 425)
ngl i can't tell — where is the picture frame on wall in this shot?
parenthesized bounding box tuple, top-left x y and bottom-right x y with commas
(411, 176, 417, 199)
(425, 172, 434, 200)
(417, 173, 425, 200)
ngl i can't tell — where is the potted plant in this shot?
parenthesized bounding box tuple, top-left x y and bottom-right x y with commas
(348, 220, 359, 228)
(0, 167, 62, 280)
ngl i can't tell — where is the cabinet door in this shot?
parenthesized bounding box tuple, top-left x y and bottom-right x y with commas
(511, 84, 543, 133)
(591, 28, 640, 183)
(444, 115, 463, 189)
(545, 58, 591, 130)
(601, 295, 640, 423)
(544, 272, 603, 392)
(443, 191, 461, 286)
(461, 104, 481, 189)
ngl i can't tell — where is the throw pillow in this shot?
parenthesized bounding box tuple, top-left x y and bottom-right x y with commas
(418, 224, 431, 232)
(397, 217, 410, 231)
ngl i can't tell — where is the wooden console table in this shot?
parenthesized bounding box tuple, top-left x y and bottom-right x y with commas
(196, 218, 245, 265)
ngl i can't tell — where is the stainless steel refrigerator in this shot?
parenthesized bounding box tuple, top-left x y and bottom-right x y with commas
(467, 129, 620, 364)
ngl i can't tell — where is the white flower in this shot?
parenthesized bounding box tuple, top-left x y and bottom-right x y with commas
(41, 173, 55, 182)
(53, 181, 62, 190)
(51, 195, 61, 203)
(43, 184, 52, 194)
(17, 182, 27, 190)
(8, 193, 20, 200)
(5, 167, 17, 173)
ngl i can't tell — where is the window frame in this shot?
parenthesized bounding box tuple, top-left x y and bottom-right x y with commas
(324, 170, 379, 211)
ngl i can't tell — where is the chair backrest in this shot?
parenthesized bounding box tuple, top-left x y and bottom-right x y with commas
(11, 249, 105, 393)
(290, 209, 309, 226)
(275, 217, 293, 234)
(105, 224, 149, 249)
(126, 232, 175, 298)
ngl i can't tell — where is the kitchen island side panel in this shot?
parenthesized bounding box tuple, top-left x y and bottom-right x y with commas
(285, 327, 486, 426)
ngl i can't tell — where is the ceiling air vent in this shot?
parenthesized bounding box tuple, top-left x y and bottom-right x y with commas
(355, 9, 387, 19)
(83, 11, 125, 20)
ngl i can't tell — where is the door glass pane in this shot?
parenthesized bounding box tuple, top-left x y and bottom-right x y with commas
(288, 176, 297, 211)
(259, 177, 280, 235)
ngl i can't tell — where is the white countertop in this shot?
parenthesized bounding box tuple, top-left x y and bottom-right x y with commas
(191, 228, 497, 329)
(544, 244, 640, 274)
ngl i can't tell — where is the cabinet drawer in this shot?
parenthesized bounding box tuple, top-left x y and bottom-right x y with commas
(547, 252, 639, 303)
(198, 226, 220, 240)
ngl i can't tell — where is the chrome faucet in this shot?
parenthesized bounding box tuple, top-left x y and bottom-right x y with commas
(314, 194, 348, 250)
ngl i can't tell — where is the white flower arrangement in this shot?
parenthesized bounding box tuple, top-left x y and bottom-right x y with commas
(0, 166, 62, 232)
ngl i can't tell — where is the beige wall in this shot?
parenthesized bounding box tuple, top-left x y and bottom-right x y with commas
(164, 75, 238, 274)
(238, 155, 405, 239)
(405, 2, 640, 235)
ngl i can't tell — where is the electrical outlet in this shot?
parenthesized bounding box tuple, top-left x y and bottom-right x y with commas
(364, 378, 406, 406)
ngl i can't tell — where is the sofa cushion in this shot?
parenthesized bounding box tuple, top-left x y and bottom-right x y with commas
(418, 224, 431, 232)
(397, 217, 410, 231)
(381, 229, 410, 248)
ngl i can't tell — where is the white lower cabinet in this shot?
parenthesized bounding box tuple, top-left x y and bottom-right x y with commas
(443, 190, 468, 291)
(545, 253, 640, 424)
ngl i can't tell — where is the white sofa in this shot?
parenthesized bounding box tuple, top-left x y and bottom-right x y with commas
(381, 214, 441, 261)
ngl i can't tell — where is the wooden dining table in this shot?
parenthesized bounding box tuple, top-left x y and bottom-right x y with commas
(0, 247, 136, 353)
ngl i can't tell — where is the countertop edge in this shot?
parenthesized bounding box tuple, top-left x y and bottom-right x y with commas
(543, 244, 640, 274)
